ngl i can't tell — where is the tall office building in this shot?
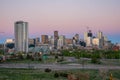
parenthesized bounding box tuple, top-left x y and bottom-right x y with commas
(88, 30, 92, 37)
(54, 31, 59, 49)
(58, 35, 65, 49)
(41, 35, 49, 44)
(92, 38, 100, 48)
(86, 37, 93, 47)
(48, 36, 54, 45)
(84, 32, 88, 42)
(97, 31, 103, 39)
(14, 21, 28, 53)
(74, 34, 79, 44)
(97, 31, 104, 48)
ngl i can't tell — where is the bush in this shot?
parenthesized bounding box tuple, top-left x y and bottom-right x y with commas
(27, 54, 32, 59)
(55, 55, 58, 59)
(91, 57, 101, 64)
(18, 55, 23, 60)
(38, 58, 42, 61)
(31, 57, 34, 61)
(60, 73, 68, 77)
(44, 68, 51, 72)
(54, 72, 59, 78)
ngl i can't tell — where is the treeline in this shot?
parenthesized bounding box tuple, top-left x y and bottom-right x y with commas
(62, 50, 120, 59)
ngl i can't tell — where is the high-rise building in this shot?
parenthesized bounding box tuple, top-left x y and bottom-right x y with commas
(84, 30, 93, 47)
(84, 32, 88, 42)
(97, 31, 103, 39)
(14, 21, 28, 53)
(97, 31, 104, 48)
(92, 38, 100, 48)
(28, 37, 40, 47)
(34, 37, 40, 45)
(74, 34, 79, 44)
(72, 37, 77, 48)
(58, 35, 65, 49)
(41, 35, 48, 44)
(29, 38, 34, 45)
(54, 31, 59, 49)
(48, 36, 54, 45)
(88, 30, 92, 37)
(86, 37, 93, 47)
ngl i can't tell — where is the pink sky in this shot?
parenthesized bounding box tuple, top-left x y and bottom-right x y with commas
(0, 0, 120, 43)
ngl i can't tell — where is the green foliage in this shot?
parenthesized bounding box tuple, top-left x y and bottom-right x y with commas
(0, 50, 4, 55)
(91, 57, 101, 64)
(16, 51, 27, 60)
(103, 50, 120, 59)
(44, 68, 51, 72)
(0, 68, 120, 80)
(62, 49, 120, 59)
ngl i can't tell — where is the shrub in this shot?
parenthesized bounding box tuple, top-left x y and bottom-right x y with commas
(55, 55, 58, 59)
(31, 57, 34, 61)
(26, 54, 32, 59)
(60, 73, 68, 77)
(44, 68, 51, 72)
(54, 72, 59, 78)
(38, 58, 42, 61)
(91, 57, 101, 64)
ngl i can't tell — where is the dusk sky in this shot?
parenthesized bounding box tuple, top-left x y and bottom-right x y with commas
(0, 0, 120, 43)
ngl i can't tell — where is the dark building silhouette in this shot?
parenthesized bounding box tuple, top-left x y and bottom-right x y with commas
(88, 30, 92, 37)
(54, 31, 59, 49)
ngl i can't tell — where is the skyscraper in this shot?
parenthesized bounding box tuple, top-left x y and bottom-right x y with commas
(97, 31, 104, 48)
(74, 34, 79, 44)
(84, 30, 93, 47)
(54, 31, 59, 49)
(14, 21, 28, 53)
(41, 35, 49, 44)
(97, 31, 103, 39)
(88, 30, 92, 37)
(84, 32, 88, 42)
(58, 35, 65, 49)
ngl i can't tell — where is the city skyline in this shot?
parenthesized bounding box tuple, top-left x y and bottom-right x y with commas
(0, 0, 120, 43)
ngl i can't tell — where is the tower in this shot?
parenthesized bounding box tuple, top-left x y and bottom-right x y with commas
(41, 35, 49, 44)
(88, 30, 92, 37)
(58, 35, 65, 49)
(97, 31, 104, 48)
(84, 27, 93, 47)
(97, 31, 103, 39)
(14, 21, 28, 53)
(54, 31, 59, 49)
(74, 34, 79, 44)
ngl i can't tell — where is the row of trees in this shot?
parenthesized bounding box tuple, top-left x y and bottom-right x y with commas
(62, 50, 120, 59)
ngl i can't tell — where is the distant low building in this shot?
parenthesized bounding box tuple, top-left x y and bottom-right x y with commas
(29, 37, 40, 47)
(5, 39, 14, 49)
(5, 39, 14, 43)
(65, 38, 72, 45)
(112, 46, 119, 51)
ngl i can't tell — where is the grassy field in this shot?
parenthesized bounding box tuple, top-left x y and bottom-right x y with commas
(0, 68, 120, 80)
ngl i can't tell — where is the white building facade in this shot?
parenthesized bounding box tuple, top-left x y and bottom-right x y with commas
(14, 21, 28, 53)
